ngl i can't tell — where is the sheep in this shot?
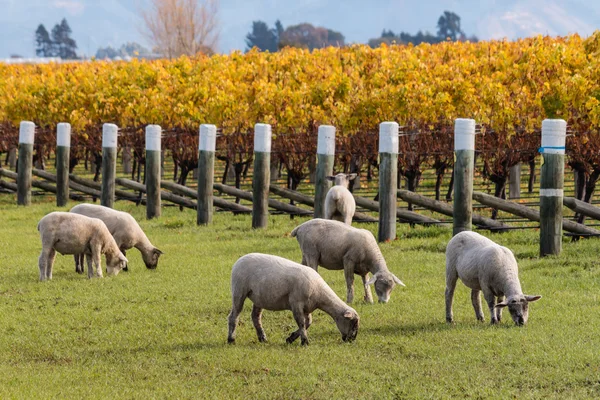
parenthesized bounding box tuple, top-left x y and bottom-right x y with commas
(69, 203, 162, 273)
(445, 231, 542, 326)
(37, 212, 128, 281)
(324, 173, 357, 225)
(291, 218, 405, 304)
(227, 253, 360, 346)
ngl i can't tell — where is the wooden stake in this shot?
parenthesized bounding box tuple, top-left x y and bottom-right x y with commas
(101, 123, 118, 208)
(453, 118, 476, 235)
(540, 119, 566, 256)
(145, 125, 161, 219)
(17, 121, 35, 206)
(252, 123, 271, 229)
(378, 122, 398, 242)
(314, 125, 335, 218)
(197, 124, 216, 225)
(56, 123, 71, 207)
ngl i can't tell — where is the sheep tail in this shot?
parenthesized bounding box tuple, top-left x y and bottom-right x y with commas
(290, 225, 300, 237)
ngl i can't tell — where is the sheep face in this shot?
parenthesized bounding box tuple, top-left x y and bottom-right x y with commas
(336, 310, 360, 342)
(107, 253, 128, 276)
(496, 295, 542, 326)
(326, 173, 357, 188)
(142, 247, 163, 269)
(367, 271, 405, 303)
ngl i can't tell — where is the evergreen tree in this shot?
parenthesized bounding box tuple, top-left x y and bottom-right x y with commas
(35, 24, 54, 57)
(437, 11, 464, 41)
(51, 18, 78, 59)
(245, 21, 278, 52)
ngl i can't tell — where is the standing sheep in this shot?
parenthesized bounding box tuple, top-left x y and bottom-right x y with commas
(227, 253, 360, 346)
(445, 231, 541, 326)
(324, 173, 357, 225)
(70, 204, 162, 273)
(291, 219, 405, 304)
(37, 212, 128, 280)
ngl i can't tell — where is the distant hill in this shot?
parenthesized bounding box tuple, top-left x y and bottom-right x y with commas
(1, 0, 599, 58)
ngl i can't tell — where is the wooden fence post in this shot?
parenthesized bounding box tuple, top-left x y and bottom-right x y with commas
(145, 125, 161, 219)
(17, 121, 35, 206)
(252, 123, 271, 229)
(314, 125, 335, 218)
(197, 124, 216, 225)
(8, 147, 17, 169)
(453, 118, 476, 235)
(378, 121, 398, 242)
(101, 123, 118, 208)
(509, 163, 521, 199)
(56, 123, 71, 207)
(540, 119, 566, 256)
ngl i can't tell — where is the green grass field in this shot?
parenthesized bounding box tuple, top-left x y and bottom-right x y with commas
(1, 195, 599, 399)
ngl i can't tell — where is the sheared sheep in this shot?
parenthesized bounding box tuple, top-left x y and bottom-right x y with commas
(445, 231, 541, 325)
(324, 173, 357, 225)
(69, 203, 162, 273)
(37, 212, 127, 280)
(291, 218, 405, 304)
(227, 253, 360, 346)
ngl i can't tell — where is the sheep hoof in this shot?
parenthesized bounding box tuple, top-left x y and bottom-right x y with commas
(446, 317, 454, 324)
(301, 338, 309, 346)
(227, 338, 235, 344)
(258, 336, 267, 343)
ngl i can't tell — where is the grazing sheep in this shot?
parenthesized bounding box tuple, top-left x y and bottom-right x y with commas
(324, 173, 357, 225)
(227, 253, 360, 346)
(291, 218, 405, 304)
(37, 212, 128, 281)
(445, 231, 541, 326)
(70, 204, 162, 273)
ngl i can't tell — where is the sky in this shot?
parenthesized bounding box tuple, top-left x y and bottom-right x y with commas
(0, 0, 599, 58)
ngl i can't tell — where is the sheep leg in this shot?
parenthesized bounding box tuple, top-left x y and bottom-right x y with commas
(92, 247, 103, 278)
(74, 254, 84, 274)
(227, 294, 246, 344)
(304, 313, 312, 329)
(362, 274, 374, 304)
(286, 308, 308, 345)
(445, 270, 458, 323)
(251, 305, 267, 343)
(483, 290, 498, 324)
(495, 295, 505, 322)
(85, 254, 93, 279)
(302, 253, 319, 272)
(471, 289, 484, 321)
(38, 248, 51, 281)
(343, 261, 356, 304)
(45, 249, 56, 280)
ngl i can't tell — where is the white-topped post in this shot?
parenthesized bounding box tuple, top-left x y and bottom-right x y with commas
(17, 121, 35, 205)
(197, 124, 217, 225)
(314, 125, 336, 218)
(453, 118, 476, 235)
(56, 123, 71, 207)
(145, 124, 161, 219)
(252, 123, 271, 229)
(540, 119, 567, 256)
(378, 122, 399, 242)
(101, 123, 118, 208)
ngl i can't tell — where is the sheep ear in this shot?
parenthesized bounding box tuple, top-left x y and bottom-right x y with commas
(326, 176, 336, 181)
(348, 173, 357, 180)
(495, 301, 508, 308)
(525, 295, 542, 303)
(154, 248, 164, 256)
(343, 310, 355, 319)
(392, 274, 406, 287)
(366, 273, 377, 285)
(119, 253, 128, 263)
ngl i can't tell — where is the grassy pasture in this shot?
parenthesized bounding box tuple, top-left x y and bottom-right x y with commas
(0, 195, 599, 399)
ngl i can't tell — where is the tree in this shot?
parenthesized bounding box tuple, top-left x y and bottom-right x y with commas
(279, 23, 345, 50)
(245, 21, 278, 52)
(51, 19, 78, 59)
(141, 0, 220, 58)
(437, 11, 464, 41)
(35, 24, 54, 57)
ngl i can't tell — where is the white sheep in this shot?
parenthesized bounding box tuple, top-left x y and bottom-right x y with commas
(324, 173, 357, 225)
(69, 204, 162, 273)
(37, 212, 128, 280)
(227, 253, 360, 346)
(291, 218, 405, 304)
(445, 231, 541, 325)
